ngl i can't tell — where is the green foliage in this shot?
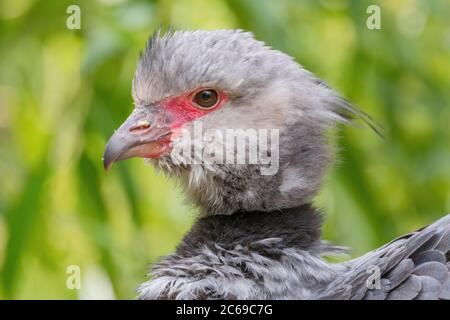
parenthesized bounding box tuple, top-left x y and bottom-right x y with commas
(0, 0, 449, 299)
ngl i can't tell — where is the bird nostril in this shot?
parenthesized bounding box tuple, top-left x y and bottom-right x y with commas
(129, 120, 151, 133)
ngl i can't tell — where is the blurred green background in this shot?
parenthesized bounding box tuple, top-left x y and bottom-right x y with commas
(0, 0, 449, 299)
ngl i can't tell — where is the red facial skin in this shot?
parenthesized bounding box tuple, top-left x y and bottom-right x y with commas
(141, 88, 228, 158)
(102, 88, 229, 169)
(163, 88, 228, 130)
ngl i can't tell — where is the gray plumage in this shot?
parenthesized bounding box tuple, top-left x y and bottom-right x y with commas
(104, 30, 449, 300)
(138, 205, 449, 300)
(319, 214, 450, 300)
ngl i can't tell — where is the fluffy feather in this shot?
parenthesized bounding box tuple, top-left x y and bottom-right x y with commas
(126, 30, 448, 300)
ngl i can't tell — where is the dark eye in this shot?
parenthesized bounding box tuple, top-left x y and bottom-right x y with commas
(193, 89, 219, 109)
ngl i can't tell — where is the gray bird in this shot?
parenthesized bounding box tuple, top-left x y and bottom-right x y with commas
(103, 30, 450, 300)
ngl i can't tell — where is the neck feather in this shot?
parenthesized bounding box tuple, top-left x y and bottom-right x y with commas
(138, 205, 342, 299)
(178, 204, 323, 253)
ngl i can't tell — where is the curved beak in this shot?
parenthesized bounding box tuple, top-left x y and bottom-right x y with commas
(103, 106, 173, 170)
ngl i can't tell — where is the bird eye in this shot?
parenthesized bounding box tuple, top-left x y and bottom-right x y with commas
(193, 89, 219, 109)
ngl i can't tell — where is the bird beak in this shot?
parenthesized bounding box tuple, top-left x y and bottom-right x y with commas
(103, 106, 173, 170)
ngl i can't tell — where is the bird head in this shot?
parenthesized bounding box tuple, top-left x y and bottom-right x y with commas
(103, 30, 371, 215)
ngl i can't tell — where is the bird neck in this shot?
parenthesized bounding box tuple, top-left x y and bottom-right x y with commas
(171, 117, 332, 216)
(178, 204, 324, 253)
(140, 204, 340, 299)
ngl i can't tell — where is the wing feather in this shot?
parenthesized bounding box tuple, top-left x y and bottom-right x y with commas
(317, 214, 450, 300)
